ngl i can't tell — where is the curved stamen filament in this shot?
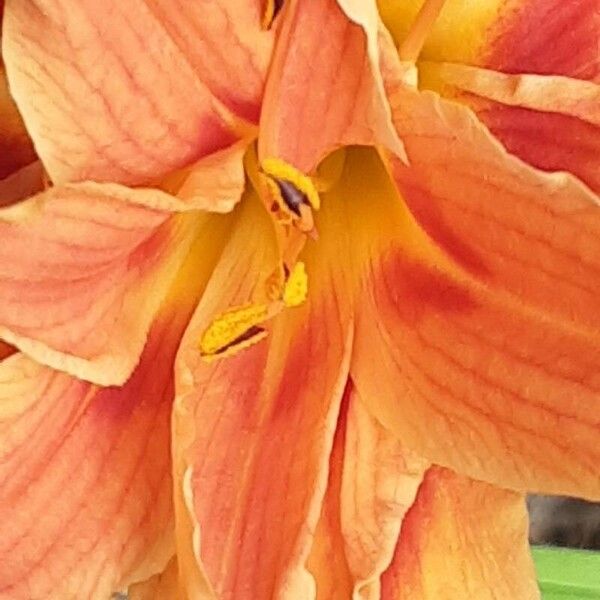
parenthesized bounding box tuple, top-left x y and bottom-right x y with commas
(398, 0, 447, 62)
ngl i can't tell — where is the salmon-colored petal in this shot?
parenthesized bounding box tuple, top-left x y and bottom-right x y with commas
(419, 63, 600, 193)
(0, 60, 35, 179)
(258, 0, 404, 173)
(2, 0, 272, 185)
(0, 160, 44, 207)
(128, 557, 181, 600)
(0, 183, 203, 385)
(0, 313, 174, 597)
(0, 213, 222, 599)
(308, 384, 429, 599)
(344, 142, 600, 499)
(378, 0, 599, 81)
(380, 468, 539, 600)
(159, 142, 248, 213)
(173, 194, 354, 599)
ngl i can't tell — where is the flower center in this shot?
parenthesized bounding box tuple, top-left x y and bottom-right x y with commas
(198, 147, 342, 361)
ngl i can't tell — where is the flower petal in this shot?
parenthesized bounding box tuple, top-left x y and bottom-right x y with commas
(0, 183, 203, 385)
(258, 0, 404, 173)
(344, 141, 600, 499)
(2, 0, 272, 185)
(380, 468, 539, 600)
(0, 314, 174, 597)
(0, 160, 44, 207)
(173, 194, 354, 599)
(308, 384, 428, 599)
(128, 557, 181, 600)
(0, 60, 35, 179)
(159, 142, 248, 213)
(0, 212, 222, 599)
(378, 0, 599, 81)
(419, 63, 600, 194)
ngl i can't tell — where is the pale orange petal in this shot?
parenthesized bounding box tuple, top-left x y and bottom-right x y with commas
(308, 385, 428, 600)
(128, 557, 182, 600)
(159, 142, 248, 213)
(0, 211, 222, 599)
(418, 62, 600, 194)
(0, 312, 176, 598)
(258, 0, 403, 173)
(2, 0, 272, 185)
(173, 194, 354, 599)
(343, 142, 600, 499)
(0, 183, 203, 385)
(380, 468, 539, 600)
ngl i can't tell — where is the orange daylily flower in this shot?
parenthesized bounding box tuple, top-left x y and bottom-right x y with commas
(0, 0, 598, 598)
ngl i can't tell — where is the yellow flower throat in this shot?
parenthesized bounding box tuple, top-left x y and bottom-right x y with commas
(198, 149, 334, 361)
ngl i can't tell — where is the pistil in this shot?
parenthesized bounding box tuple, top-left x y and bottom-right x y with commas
(398, 0, 447, 62)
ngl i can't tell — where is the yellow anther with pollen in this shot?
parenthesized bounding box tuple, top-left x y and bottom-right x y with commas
(283, 261, 308, 307)
(199, 303, 271, 358)
(261, 158, 321, 210)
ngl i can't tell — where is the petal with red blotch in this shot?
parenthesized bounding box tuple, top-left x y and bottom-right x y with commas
(0, 160, 44, 207)
(0, 214, 224, 600)
(0, 60, 35, 179)
(172, 193, 354, 599)
(344, 142, 600, 499)
(258, 0, 404, 173)
(128, 557, 182, 600)
(380, 468, 539, 600)
(308, 384, 428, 600)
(482, 0, 599, 82)
(418, 63, 600, 194)
(0, 182, 204, 385)
(378, 0, 599, 81)
(2, 0, 272, 185)
(0, 341, 14, 361)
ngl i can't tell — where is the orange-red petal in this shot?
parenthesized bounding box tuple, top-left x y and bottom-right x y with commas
(380, 468, 539, 600)
(343, 142, 600, 499)
(0, 308, 177, 598)
(0, 208, 223, 599)
(258, 0, 403, 173)
(0, 183, 202, 385)
(173, 195, 354, 599)
(2, 0, 271, 185)
(308, 385, 428, 599)
(0, 60, 35, 179)
(128, 557, 181, 600)
(0, 160, 44, 207)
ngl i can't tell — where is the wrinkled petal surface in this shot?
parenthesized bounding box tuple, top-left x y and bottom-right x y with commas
(0, 183, 202, 385)
(380, 468, 539, 600)
(2, 0, 272, 184)
(259, 0, 403, 173)
(418, 61, 600, 194)
(344, 142, 600, 499)
(173, 194, 353, 599)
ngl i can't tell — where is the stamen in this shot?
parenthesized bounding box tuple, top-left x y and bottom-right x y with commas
(282, 261, 308, 307)
(199, 262, 310, 361)
(261, 0, 284, 29)
(398, 0, 447, 62)
(199, 303, 272, 358)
